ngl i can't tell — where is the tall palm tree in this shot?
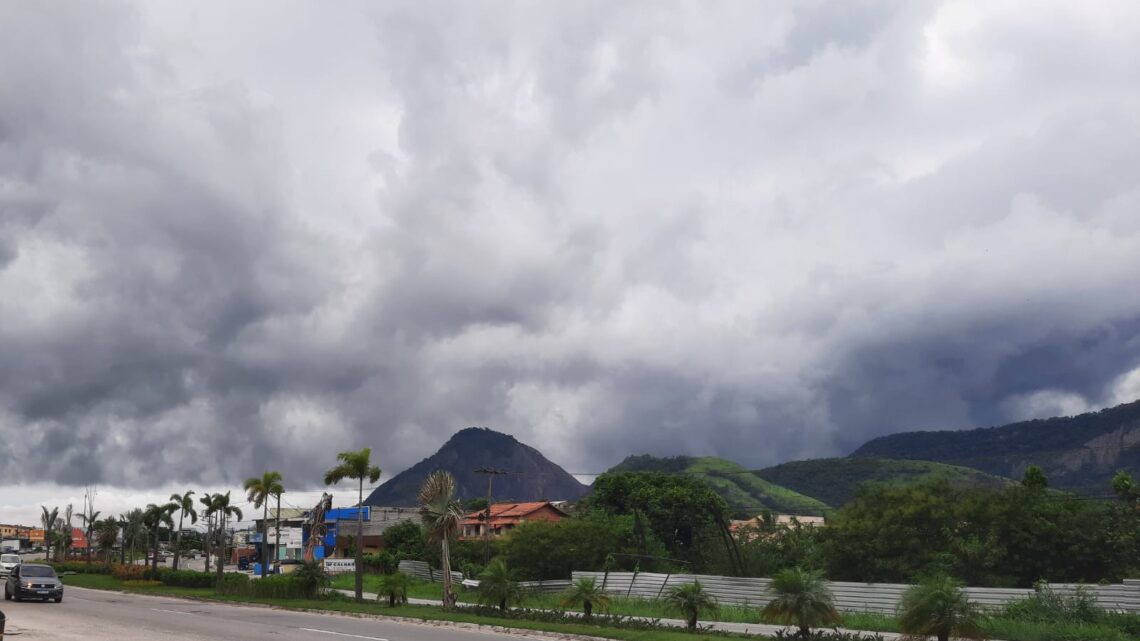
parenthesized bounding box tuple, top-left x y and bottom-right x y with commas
(119, 508, 146, 565)
(665, 581, 719, 631)
(168, 491, 197, 571)
(897, 575, 986, 641)
(40, 506, 59, 565)
(418, 470, 464, 609)
(205, 491, 243, 586)
(79, 509, 101, 566)
(560, 576, 612, 620)
(324, 448, 381, 602)
(143, 503, 175, 575)
(244, 470, 284, 578)
(762, 567, 840, 638)
(93, 517, 120, 566)
(476, 558, 522, 613)
(199, 493, 215, 572)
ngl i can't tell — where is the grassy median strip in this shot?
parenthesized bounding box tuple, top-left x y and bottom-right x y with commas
(61, 574, 765, 641)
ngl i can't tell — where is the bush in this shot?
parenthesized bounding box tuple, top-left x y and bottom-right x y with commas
(250, 574, 308, 599)
(215, 572, 252, 595)
(1000, 582, 1101, 624)
(49, 561, 112, 575)
(157, 569, 216, 588)
(775, 631, 884, 641)
(112, 564, 149, 581)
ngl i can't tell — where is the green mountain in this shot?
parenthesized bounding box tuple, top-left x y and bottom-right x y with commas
(754, 457, 1012, 507)
(851, 398, 1140, 494)
(609, 455, 830, 516)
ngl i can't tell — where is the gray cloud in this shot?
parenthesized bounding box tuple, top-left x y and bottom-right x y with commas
(1, 0, 1139, 491)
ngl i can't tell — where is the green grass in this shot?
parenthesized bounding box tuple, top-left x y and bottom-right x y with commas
(837, 610, 1137, 641)
(62, 573, 762, 640)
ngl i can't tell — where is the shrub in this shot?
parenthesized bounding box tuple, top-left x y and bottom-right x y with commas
(376, 572, 411, 607)
(216, 572, 252, 595)
(290, 560, 331, 599)
(112, 564, 149, 581)
(775, 631, 884, 641)
(49, 561, 112, 575)
(158, 569, 216, 588)
(897, 575, 984, 641)
(249, 574, 307, 599)
(762, 566, 840, 637)
(1000, 582, 1101, 624)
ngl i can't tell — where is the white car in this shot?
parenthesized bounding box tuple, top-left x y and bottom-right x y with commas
(0, 553, 20, 578)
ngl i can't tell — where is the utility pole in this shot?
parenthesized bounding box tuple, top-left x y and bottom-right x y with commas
(474, 468, 509, 564)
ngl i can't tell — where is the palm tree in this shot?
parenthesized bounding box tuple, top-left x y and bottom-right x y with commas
(762, 567, 840, 638)
(376, 571, 412, 607)
(324, 448, 382, 602)
(291, 559, 330, 598)
(168, 491, 197, 571)
(40, 506, 59, 565)
(205, 492, 243, 586)
(119, 508, 146, 565)
(418, 470, 464, 609)
(93, 517, 120, 566)
(560, 576, 612, 620)
(143, 503, 175, 576)
(243, 471, 284, 578)
(199, 493, 215, 572)
(897, 575, 986, 641)
(665, 581, 719, 631)
(477, 558, 521, 613)
(79, 509, 101, 566)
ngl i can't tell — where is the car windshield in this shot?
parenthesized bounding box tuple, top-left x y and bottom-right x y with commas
(20, 565, 55, 577)
(0, 555, 19, 563)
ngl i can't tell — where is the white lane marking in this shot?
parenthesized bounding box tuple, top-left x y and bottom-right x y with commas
(150, 608, 193, 615)
(299, 628, 389, 641)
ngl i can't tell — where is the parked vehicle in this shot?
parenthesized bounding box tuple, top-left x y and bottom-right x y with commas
(4, 564, 63, 603)
(0, 555, 20, 578)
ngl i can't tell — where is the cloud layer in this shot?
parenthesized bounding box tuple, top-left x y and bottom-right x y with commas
(2, 0, 1140, 489)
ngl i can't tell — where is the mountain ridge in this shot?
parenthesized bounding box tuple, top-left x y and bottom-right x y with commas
(364, 427, 588, 507)
(852, 398, 1140, 493)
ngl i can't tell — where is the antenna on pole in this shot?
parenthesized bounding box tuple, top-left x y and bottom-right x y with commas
(474, 468, 510, 564)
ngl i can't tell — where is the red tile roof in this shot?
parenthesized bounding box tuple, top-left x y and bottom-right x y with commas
(461, 501, 566, 525)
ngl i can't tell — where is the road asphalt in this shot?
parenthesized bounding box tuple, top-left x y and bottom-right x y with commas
(0, 586, 548, 641)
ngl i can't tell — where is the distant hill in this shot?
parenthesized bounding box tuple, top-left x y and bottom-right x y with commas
(754, 457, 1012, 507)
(365, 428, 589, 507)
(609, 455, 830, 516)
(852, 398, 1140, 494)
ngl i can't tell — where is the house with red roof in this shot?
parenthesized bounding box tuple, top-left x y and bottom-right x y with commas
(460, 501, 568, 540)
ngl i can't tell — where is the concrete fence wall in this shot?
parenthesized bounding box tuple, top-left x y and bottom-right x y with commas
(571, 571, 1140, 615)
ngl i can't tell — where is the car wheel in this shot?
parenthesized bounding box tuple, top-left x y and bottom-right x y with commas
(4, 586, 10, 600)
(55, 596, 63, 603)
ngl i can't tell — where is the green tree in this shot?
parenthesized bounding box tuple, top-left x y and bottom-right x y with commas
(418, 470, 464, 609)
(169, 491, 198, 571)
(376, 571, 411, 607)
(204, 492, 242, 586)
(143, 503, 175, 576)
(93, 517, 119, 566)
(382, 519, 427, 561)
(500, 512, 665, 580)
(291, 559, 330, 598)
(324, 448, 382, 602)
(665, 581, 718, 631)
(199, 493, 215, 572)
(560, 576, 611, 620)
(476, 558, 521, 613)
(585, 471, 732, 570)
(244, 470, 284, 578)
(40, 506, 59, 565)
(78, 509, 101, 566)
(761, 567, 840, 638)
(1021, 465, 1048, 490)
(897, 575, 985, 641)
(119, 508, 146, 565)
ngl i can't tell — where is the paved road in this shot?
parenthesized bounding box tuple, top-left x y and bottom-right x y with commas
(0, 586, 542, 641)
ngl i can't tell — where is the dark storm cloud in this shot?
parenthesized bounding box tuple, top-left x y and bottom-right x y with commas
(1, 0, 1140, 490)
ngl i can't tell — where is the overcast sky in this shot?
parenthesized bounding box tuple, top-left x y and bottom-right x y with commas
(3, 1, 1140, 524)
